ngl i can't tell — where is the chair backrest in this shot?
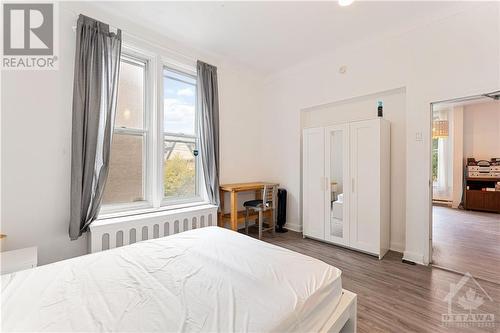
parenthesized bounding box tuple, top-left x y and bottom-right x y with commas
(262, 185, 277, 211)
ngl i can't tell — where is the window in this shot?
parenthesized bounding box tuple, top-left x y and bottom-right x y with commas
(432, 138, 439, 182)
(432, 110, 452, 201)
(163, 68, 198, 201)
(100, 49, 204, 216)
(102, 56, 148, 207)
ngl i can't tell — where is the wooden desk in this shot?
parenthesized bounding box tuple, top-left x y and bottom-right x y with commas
(219, 182, 279, 230)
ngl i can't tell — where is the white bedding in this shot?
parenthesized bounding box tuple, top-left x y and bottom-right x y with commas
(1, 227, 342, 332)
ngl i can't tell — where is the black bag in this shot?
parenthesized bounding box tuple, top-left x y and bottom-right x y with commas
(276, 188, 288, 233)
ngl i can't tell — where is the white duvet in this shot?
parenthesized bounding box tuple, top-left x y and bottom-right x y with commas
(1, 227, 342, 332)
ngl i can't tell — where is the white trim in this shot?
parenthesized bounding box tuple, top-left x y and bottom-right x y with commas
(161, 55, 197, 76)
(403, 250, 425, 265)
(154, 48, 165, 208)
(100, 49, 154, 215)
(162, 196, 205, 207)
(285, 222, 303, 232)
(144, 50, 157, 207)
(98, 201, 211, 221)
(113, 128, 147, 135)
(99, 201, 153, 217)
(160, 62, 203, 206)
(99, 41, 206, 218)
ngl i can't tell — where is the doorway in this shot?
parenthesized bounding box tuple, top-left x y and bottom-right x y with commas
(430, 92, 500, 283)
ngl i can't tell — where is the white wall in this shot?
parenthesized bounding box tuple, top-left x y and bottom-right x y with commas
(0, 2, 264, 264)
(260, 2, 500, 264)
(301, 88, 406, 251)
(463, 101, 500, 160)
(218, 63, 266, 219)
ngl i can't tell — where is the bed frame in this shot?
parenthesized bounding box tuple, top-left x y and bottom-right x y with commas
(327, 289, 357, 333)
(89, 204, 218, 253)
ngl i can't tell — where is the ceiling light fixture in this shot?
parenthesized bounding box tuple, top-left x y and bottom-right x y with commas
(338, 0, 354, 6)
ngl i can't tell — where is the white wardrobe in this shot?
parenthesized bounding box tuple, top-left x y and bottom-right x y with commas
(302, 118, 390, 259)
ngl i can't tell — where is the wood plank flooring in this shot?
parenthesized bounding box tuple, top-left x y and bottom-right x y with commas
(243, 228, 500, 333)
(432, 206, 500, 282)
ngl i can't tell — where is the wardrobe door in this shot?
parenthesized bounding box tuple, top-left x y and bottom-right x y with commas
(324, 124, 350, 246)
(303, 127, 325, 239)
(349, 120, 380, 254)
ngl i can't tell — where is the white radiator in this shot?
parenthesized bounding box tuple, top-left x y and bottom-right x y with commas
(89, 204, 218, 253)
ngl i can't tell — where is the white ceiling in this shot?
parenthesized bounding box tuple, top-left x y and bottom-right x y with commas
(94, 1, 475, 75)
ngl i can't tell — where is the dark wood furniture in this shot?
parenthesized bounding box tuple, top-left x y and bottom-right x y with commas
(464, 177, 500, 213)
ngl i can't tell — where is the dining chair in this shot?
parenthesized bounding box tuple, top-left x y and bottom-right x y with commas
(243, 185, 277, 239)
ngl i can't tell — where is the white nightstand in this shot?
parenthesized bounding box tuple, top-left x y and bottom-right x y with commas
(0, 247, 38, 275)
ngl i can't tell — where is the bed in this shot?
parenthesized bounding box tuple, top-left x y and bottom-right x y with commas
(1, 227, 356, 332)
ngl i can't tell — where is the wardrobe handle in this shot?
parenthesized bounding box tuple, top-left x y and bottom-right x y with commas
(351, 178, 355, 193)
(325, 177, 329, 191)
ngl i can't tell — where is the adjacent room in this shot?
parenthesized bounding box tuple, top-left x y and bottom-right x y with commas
(431, 95, 500, 283)
(1, 1, 499, 332)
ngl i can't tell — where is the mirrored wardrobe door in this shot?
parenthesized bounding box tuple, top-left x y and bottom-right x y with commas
(324, 124, 350, 245)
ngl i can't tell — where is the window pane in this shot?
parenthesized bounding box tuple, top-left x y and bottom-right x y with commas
(163, 134, 196, 198)
(163, 68, 198, 201)
(163, 69, 196, 135)
(102, 134, 144, 205)
(115, 60, 144, 129)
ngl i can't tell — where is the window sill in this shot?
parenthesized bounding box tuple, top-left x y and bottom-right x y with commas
(97, 201, 214, 223)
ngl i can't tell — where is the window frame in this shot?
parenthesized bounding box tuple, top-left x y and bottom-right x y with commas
(100, 48, 155, 216)
(99, 45, 208, 219)
(160, 65, 203, 207)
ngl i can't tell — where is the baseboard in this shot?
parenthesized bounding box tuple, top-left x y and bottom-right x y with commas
(284, 222, 302, 232)
(389, 242, 404, 253)
(220, 220, 303, 233)
(403, 251, 425, 265)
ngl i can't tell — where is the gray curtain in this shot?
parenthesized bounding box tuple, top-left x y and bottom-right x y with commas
(69, 15, 122, 240)
(197, 61, 220, 207)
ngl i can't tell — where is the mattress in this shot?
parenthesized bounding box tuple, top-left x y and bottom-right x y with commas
(2, 226, 342, 332)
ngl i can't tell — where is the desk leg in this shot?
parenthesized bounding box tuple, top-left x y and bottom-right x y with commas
(218, 190, 224, 227)
(230, 191, 238, 231)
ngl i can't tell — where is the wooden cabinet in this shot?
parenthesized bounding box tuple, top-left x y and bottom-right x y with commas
(303, 118, 390, 259)
(464, 178, 500, 213)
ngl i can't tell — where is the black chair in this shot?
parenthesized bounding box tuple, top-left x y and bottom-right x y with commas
(244, 185, 277, 239)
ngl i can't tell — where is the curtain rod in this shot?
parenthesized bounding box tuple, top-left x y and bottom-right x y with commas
(64, 7, 198, 64)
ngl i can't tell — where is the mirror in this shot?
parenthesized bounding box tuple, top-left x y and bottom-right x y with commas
(330, 130, 344, 237)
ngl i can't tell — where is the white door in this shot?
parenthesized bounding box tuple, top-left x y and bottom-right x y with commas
(349, 120, 380, 254)
(324, 124, 350, 246)
(303, 127, 325, 239)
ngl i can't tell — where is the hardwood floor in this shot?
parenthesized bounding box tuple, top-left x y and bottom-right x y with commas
(432, 206, 500, 283)
(243, 228, 500, 333)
